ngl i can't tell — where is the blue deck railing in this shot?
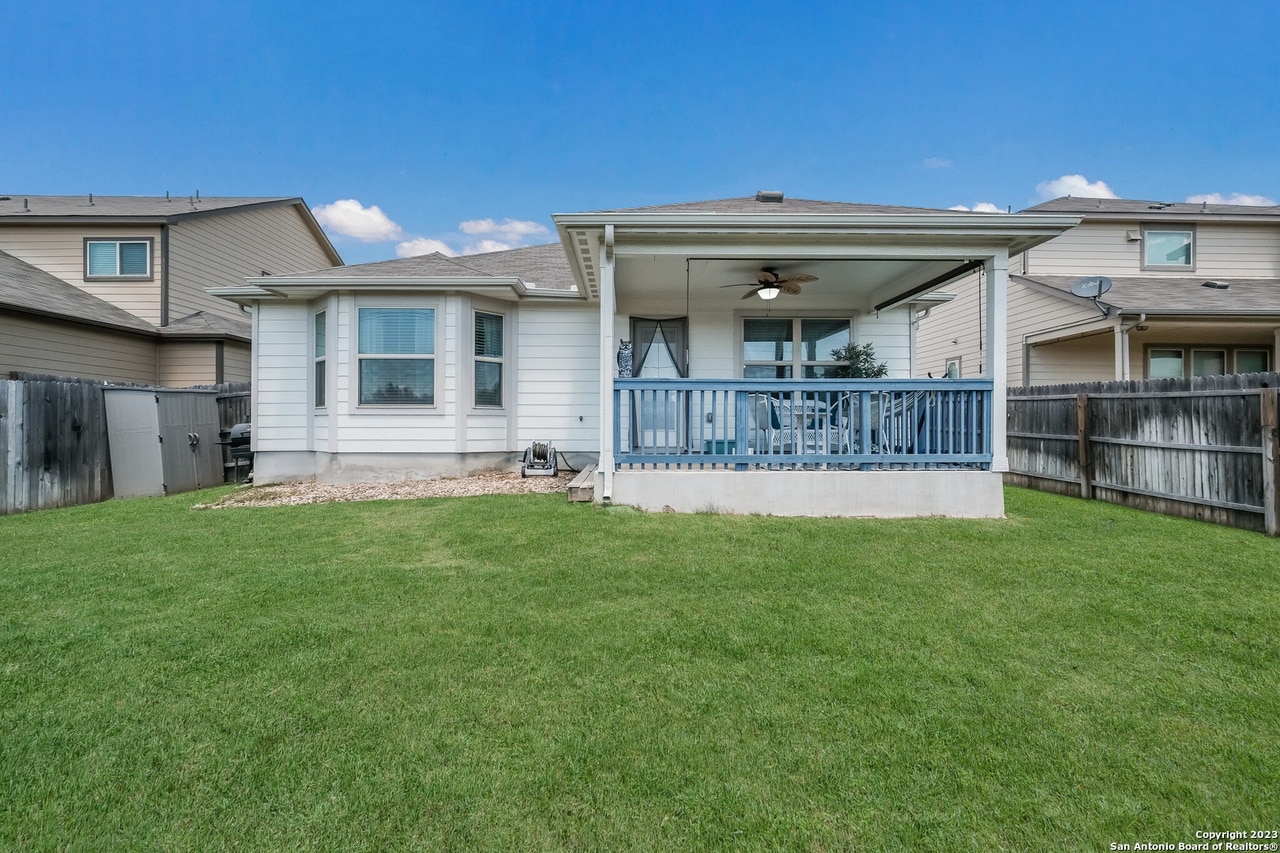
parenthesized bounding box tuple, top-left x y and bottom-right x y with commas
(614, 378, 993, 470)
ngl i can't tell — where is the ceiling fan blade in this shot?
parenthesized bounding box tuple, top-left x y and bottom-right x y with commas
(741, 286, 763, 300)
(756, 270, 780, 284)
(780, 281, 803, 295)
(719, 282, 758, 288)
(778, 273, 818, 285)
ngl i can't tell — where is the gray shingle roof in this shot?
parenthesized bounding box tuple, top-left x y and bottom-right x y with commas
(0, 194, 301, 220)
(295, 243, 577, 290)
(593, 196, 970, 215)
(1017, 274, 1280, 314)
(161, 310, 251, 339)
(1025, 197, 1280, 218)
(0, 249, 156, 333)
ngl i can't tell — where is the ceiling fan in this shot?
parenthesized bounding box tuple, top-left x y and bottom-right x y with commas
(720, 267, 819, 300)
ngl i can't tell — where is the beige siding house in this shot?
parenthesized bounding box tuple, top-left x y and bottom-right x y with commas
(917, 198, 1280, 385)
(0, 195, 340, 385)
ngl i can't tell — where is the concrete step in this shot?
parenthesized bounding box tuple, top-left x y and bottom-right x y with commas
(567, 465, 596, 502)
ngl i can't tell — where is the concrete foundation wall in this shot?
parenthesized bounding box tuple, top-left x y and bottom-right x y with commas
(608, 469, 1005, 517)
(252, 449, 597, 485)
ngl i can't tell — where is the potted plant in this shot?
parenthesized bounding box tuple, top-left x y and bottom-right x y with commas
(828, 342, 888, 378)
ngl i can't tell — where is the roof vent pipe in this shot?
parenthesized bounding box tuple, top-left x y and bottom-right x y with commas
(755, 190, 784, 203)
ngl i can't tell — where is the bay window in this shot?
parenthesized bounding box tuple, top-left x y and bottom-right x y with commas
(313, 310, 327, 408)
(473, 311, 504, 408)
(357, 307, 435, 405)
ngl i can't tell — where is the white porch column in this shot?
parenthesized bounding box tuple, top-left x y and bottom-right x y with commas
(985, 250, 1009, 472)
(598, 226, 616, 499)
(1113, 325, 1126, 381)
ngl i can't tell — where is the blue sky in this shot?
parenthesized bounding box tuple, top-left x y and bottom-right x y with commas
(5, 1, 1278, 265)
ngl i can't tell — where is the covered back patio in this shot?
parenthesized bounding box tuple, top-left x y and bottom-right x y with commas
(553, 195, 1078, 516)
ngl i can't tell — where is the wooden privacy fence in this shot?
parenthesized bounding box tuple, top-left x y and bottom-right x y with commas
(1, 377, 112, 514)
(1, 375, 251, 515)
(1007, 373, 1280, 534)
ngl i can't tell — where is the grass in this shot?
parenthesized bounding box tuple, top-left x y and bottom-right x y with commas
(1, 486, 1277, 851)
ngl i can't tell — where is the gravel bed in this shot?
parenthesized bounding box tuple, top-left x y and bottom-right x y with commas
(196, 471, 575, 508)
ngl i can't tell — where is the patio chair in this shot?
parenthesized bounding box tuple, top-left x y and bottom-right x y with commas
(747, 393, 795, 454)
(877, 390, 930, 455)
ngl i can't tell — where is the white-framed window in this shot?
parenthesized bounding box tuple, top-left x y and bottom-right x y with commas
(473, 310, 504, 408)
(1146, 345, 1270, 379)
(742, 317, 851, 378)
(85, 238, 153, 279)
(357, 307, 436, 405)
(1142, 226, 1194, 269)
(313, 310, 327, 408)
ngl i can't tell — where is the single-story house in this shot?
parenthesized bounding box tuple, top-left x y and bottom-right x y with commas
(212, 194, 1079, 517)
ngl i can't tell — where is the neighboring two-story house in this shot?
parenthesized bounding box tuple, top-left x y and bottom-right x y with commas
(916, 197, 1280, 386)
(0, 195, 341, 385)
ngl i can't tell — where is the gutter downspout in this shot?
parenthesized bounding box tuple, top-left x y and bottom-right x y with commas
(160, 224, 170, 326)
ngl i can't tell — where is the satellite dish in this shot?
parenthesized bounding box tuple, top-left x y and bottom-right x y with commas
(1070, 275, 1113, 298)
(1069, 276, 1113, 316)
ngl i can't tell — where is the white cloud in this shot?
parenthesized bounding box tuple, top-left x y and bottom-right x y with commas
(395, 237, 456, 258)
(1186, 192, 1277, 206)
(1035, 174, 1119, 200)
(923, 157, 952, 169)
(393, 216, 550, 257)
(463, 239, 519, 254)
(312, 199, 405, 242)
(949, 202, 1002, 213)
(459, 217, 550, 242)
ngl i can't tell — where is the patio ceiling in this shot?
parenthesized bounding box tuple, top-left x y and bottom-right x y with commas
(554, 210, 1081, 313)
(615, 255, 970, 312)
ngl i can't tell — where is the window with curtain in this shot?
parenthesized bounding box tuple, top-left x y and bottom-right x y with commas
(85, 239, 152, 278)
(357, 307, 435, 405)
(743, 318, 850, 378)
(313, 310, 327, 408)
(630, 317, 688, 378)
(474, 311, 504, 407)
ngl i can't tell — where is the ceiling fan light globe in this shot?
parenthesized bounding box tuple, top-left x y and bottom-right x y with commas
(758, 286, 780, 300)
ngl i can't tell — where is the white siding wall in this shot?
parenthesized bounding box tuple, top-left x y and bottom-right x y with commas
(327, 294, 458, 453)
(168, 204, 336, 324)
(0, 224, 165, 324)
(0, 312, 157, 383)
(518, 302, 599, 451)
(254, 302, 310, 451)
(857, 309, 912, 376)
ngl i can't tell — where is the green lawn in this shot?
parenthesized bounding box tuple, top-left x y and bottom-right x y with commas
(1, 487, 1277, 851)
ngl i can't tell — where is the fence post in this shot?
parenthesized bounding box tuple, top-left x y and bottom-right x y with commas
(1262, 387, 1279, 537)
(1076, 392, 1093, 500)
